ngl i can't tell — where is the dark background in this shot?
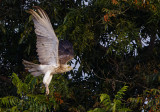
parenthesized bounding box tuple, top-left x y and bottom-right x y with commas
(0, 0, 159, 111)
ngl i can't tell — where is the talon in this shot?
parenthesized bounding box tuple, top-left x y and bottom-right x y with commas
(45, 85, 49, 95)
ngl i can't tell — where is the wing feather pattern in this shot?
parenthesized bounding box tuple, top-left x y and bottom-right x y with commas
(58, 40, 74, 64)
(28, 7, 59, 65)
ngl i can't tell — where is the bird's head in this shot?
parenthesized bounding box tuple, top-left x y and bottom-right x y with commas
(66, 65, 73, 71)
(60, 64, 73, 72)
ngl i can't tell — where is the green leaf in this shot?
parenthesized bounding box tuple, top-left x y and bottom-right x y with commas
(88, 108, 106, 112)
(100, 94, 110, 103)
(29, 15, 33, 22)
(118, 108, 132, 112)
(0, 24, 6, 34)
(115, 86, 128, 100)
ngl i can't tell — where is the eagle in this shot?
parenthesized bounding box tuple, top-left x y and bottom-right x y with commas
(23, 6, 74, 95)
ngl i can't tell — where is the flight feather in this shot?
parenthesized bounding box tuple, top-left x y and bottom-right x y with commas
(28, 7, 59, 65)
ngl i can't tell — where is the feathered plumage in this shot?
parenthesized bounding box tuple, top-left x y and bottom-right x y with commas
(23, 6, 74, 95)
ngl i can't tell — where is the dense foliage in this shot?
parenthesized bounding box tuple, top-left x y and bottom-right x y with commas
(0, 0, 160, 111)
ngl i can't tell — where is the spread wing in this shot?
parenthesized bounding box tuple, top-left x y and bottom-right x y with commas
(58, 40, 74, 64)
(28, 7, 59, 65)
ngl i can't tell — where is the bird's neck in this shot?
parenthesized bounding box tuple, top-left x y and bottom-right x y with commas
(55, 64, 72, 74)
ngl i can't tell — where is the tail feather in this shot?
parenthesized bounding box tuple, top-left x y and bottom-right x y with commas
(23, 60, 42, 77)
(31, 71, 42, 76)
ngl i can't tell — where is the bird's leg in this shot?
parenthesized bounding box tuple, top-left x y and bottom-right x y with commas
(45, 84, 49, 95)
(43, 71, 53, 95)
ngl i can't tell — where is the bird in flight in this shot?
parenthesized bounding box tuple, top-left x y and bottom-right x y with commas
(23, 6, 74, 95)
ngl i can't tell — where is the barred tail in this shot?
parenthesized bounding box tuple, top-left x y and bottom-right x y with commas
(23, 60, 42, 77)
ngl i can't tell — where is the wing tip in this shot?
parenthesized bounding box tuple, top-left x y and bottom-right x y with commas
(27, 6, 50, 21)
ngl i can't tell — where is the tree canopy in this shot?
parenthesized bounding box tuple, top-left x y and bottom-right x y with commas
(0, 0, 160, 112)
